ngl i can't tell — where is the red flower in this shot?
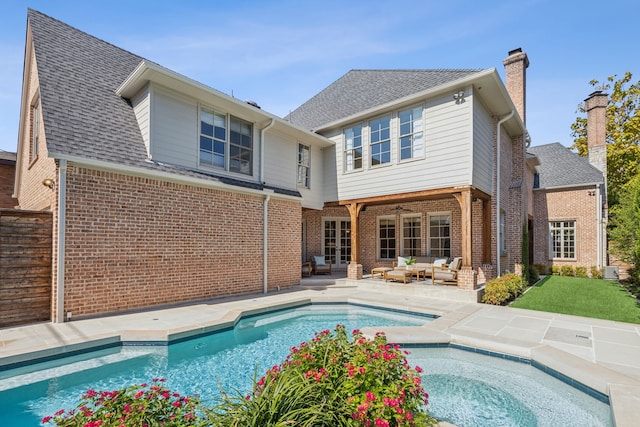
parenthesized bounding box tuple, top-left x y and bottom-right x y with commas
(41, 416, 52, 424)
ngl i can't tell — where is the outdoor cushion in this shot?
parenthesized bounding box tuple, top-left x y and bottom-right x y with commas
(433, 258, 447, 267)
(397, 256, 409, 267)
(314, 255, 326, 266)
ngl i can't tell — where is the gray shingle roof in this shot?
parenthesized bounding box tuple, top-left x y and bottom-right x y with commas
(528, 142, 604, 188)
(27, 9, 299, 196)
(285, 69, 487, 130)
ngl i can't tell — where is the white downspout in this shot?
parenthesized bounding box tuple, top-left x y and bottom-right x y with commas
(260, 119, 275, 294)
(259, 119, 275, 184)
(496, 110, 514, 277)
(263, 192, 272, 294)
(596, 185, 602, 269)
(55, 159, 67, 323)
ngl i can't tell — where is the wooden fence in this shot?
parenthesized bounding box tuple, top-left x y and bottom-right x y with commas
(0, 209, 52, 327)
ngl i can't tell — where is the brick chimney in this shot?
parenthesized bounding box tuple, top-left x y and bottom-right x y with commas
(502, 48, 529, 125)
(584, 90, 608, 174)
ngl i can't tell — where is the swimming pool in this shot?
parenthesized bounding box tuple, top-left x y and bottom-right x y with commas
(0, 304, 612, 426)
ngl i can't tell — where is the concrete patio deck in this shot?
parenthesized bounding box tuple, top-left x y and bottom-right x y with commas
(1, 274, 639, 426)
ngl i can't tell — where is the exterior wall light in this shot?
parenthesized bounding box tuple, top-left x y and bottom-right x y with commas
(453, 90, 465, 103)
(42, 178, 55, 189)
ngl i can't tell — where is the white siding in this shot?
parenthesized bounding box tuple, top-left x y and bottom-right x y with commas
(472, 94, 494, 194)
(323, 146, 338, 202)
(151, 86, 198, 167)
(332, 92, 474, 201)
(262, 130, 326, 209)
(131, 87, 151, 157)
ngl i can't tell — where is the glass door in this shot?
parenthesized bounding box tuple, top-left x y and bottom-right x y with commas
(323, 218, 351, 269)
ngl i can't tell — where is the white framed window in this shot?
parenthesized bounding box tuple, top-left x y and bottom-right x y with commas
(378, 216, 396, 259)
(31, 101, 40, 162)
(344, 125, 363, 172)
(297, 144, 311, 188)
(370, 115, 391, 166)
(500, 210, 506, 255)
(401, 215, 421, 257)
(199, 107, 253, 175)
(550, 221, 576, 259)
(399, 106, 424, 160)
(428, 213, 451, 258)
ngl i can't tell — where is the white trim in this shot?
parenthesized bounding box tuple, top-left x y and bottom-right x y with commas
(55, 159, 67, 323)
(376, 215, 396, 260)
(400, 213, 422, 257)
(427, 211, 452, 258)
(46, 152, 300, 202)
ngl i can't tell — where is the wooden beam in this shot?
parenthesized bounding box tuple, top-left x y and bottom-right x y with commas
(453, 189, 473, 267)
(345, 203, 364, 263)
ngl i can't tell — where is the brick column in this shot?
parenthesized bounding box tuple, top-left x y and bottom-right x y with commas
(348, 262, 363, 280)
(514, 263, 524, 277)
(457, 266, 477, 290)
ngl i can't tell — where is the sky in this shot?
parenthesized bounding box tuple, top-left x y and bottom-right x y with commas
(0, 0, 638, 153)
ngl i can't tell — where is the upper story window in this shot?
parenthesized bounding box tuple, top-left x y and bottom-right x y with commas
(297, 144, 311, 188)
(229, 117, 253, 174)
(30, 102, 40, 163)
(370, 116, 391, 166)
(550, 221, 575, 259)
(399, 106, 423, 160)
(344, 125, 362, 172)
(199, 107, 253, 175)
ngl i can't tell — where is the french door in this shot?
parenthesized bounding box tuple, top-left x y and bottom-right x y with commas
(323, 218, 351, 268)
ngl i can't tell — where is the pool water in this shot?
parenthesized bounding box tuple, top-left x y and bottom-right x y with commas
(0, 304, 612, 426)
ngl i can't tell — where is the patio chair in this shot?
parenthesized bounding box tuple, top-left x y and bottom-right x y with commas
(432, 257, 462, 285)
(311, 255, 332, 275)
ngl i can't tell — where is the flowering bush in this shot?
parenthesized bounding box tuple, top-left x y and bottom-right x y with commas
(42, 378, 207, 427)
(209, 324, 437, 426)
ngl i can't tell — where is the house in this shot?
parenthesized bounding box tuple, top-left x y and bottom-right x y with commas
(10, 9, 607, 323)
(13, 10, 330, 321)
(0, 151, 17, 208)
(291, 50, 531, 288)
(528, 91, 608, 274)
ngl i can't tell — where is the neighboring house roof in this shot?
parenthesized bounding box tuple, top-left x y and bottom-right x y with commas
(26, 9, 300, 197)
(528, 142, 604, 189)
(0, 151, 17, 164)
(285, 68, 487, 131)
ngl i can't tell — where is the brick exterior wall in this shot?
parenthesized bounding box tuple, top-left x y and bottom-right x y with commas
(51, 165, 301, 319)
(532, 186, 600, 272)
(302, 198, 489, 275)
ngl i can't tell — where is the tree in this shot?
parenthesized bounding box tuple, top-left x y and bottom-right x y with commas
(608, 174, 640, 266)
(571, 72, 640, 207)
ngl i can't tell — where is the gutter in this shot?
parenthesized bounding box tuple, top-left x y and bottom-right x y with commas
(496, 110, 514, 277)
(55, 159, 67, 323)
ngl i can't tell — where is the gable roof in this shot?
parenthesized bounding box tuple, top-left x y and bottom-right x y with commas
(23, 9, 310, 197)
(285, 69, 487, 131)
(528, 142, 604, 189)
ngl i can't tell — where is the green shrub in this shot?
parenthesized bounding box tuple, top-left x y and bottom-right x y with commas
(533, 263, 548, 276)
(551, 265, 561, 276)
(590, 266, 603, 279)
(209, 325, 438, 427)
(482, 273, 526, 305)
(528, 264, 540, 284)
(620, 265, 640, 299)
(575, 266, 588, 278)
(560, 265, 575, 277)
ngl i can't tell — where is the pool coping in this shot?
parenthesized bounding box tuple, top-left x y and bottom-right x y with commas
(1, 282, 640, 426)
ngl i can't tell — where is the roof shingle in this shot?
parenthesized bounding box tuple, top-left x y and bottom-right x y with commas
(528, 142, 604, 189)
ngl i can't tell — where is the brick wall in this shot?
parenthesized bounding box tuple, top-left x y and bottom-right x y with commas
(302, 198, 490, 274)
(532, 186, 600, 271)
(60, 165, 300, 319)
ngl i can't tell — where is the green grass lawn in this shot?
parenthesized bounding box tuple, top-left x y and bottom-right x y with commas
(510, 275, 640, 324)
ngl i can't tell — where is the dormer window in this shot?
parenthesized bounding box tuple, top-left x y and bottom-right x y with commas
(199, 107, 253, 175)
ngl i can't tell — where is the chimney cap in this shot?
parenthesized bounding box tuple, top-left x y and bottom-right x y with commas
(508, 48, 523, 56)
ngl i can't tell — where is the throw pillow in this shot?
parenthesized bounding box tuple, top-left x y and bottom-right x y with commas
(397, 256, 408, 267)
(314, 256, 326, 266)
